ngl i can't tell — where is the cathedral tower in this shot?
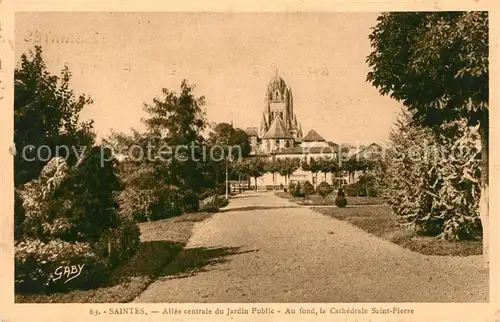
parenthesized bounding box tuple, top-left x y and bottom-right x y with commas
(260, 73, 303, 147)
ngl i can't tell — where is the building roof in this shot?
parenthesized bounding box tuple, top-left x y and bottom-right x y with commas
(302, 129, 326, 142)
(350, 143, 384, 160)
(269, 146, 337, 155)
(326, 141, 339, 147)
(263, 117, 293, 139)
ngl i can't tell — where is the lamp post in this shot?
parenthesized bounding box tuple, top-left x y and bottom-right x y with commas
(225, 155, 234, 199)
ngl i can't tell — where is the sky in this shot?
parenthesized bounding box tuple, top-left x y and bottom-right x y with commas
(15, 12, 403, 146)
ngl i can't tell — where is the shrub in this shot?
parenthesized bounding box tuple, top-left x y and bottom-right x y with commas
(179, 189, 200, 213)
(199, 195, 228, 212)
(316, 182, 333, 200)
(15, 238, 109, 293)
(357, 173, 378, 197)
(42, 147, 122, 242)
(93, 218, 141, 267)
(301, 180, 315, 196)
(291, 182, 305, 197)
(199, 188, 215, 200)
(344, 181, 377, 197)
(335, 196, 348, 207)
(344, 183, 359, 197)
(15, 150, 140, 293)
(118, 184, 183, 222)
(335, 188, 347, 207)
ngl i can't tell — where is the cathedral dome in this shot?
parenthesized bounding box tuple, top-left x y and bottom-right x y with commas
(267, 75, 287, 100)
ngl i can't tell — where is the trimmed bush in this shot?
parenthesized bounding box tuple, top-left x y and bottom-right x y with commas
(335, 188, 347, 207)
(118, 185, 183, 222)
(335, 196, 348, 207)
(301, 180, 315, 196)
(291, 182, 305, 197)
(316, 182, 333, 200)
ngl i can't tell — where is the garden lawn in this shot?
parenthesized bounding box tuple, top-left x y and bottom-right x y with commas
(313, 205, 482, 257)
(15, 212, 213, 303)
(275, 191, 384, 205)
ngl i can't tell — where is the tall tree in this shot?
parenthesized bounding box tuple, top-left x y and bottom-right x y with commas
(367, 12, 489, 262)
(142, 80, 207, 192)
(278, 158, 301, 185)
(265, 158, 281, 190)
(235, 157, 266, 191)
(14, 46, 95, 186)
(207, 122, 251, 194)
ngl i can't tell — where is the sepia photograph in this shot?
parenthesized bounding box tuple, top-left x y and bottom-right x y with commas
(5, 8, 494, 312)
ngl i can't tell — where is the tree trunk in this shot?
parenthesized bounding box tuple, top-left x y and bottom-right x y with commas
(479, 124, 489, 266)
(272, 172, 275, 191)
(254, 177, 258, 191)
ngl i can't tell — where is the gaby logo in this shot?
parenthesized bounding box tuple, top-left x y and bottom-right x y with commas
(53, 264, 85, 284)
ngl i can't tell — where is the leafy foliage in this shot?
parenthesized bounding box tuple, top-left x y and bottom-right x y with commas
(382, 112, 481, 239)
(15, 151, 140, 293)
(301, 180, 315, 197)
(265, 159, 281, 189)
(205, 122, 251, 194)
(367, 12, 488, 245)
(14, 46, 95, 186)
(15, 238, 109, 293)
(234, 157, 266, 190)
(316, 181, 333, 199)
(142, 80, 207, 192)
(291, 182, 305, 198)
(277, 158, 301, 184)
(105, 81, 210, 222)
(335, 196, 347, 208)
(367, 12, 488, 128)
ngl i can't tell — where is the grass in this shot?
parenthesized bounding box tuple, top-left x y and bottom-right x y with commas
(313, 205, 482, 257)
(275, 191, 385, 205)
(15, 212, 213, 303)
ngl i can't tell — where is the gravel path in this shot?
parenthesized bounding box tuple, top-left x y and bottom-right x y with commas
(134, 191, 488, 303)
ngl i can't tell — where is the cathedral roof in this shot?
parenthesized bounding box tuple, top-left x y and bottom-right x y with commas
(267, 74, 288, 97)
(302, 129, 326, 142)
(268, 75, 286, 87)
(263, 117, 293, 139)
